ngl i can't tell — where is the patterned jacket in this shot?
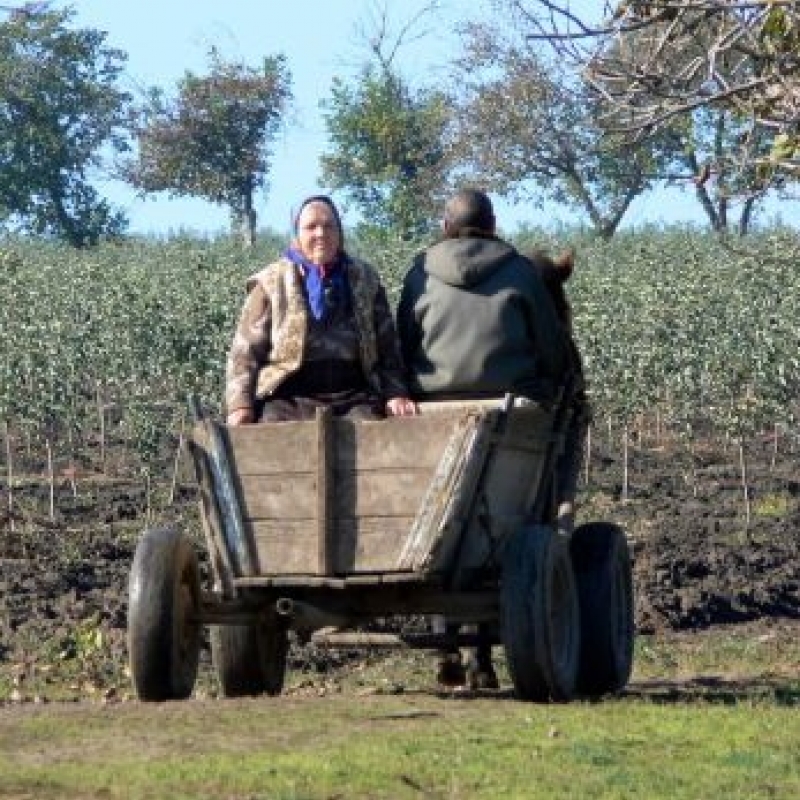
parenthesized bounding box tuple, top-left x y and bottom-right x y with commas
(225, 255, 408, 413)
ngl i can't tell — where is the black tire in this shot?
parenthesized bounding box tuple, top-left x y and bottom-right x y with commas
(571, 522, 634, 697)
(128, 527, 201, 701)
(211, 620, 288, 697)
(501, 525, 580, 701)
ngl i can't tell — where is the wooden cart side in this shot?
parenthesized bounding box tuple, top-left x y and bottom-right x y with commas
(448, 404, 559, 584)
(187, 426, 233, 597)
(221, 413, 454, 576)
(222, 415, 320, 575)
(399, 400, 560, 584)
(316, 407, 334, 575)
(189, 418, 256, 578)
(190, 396, 559, 583)
(397, 409, 492, 572)
(330, 415, 446, 572)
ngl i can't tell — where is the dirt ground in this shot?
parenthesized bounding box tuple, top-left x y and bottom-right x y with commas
(0, 426, 798, 699)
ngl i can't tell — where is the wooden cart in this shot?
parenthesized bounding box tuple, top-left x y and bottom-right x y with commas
(127, 393, 634, 702)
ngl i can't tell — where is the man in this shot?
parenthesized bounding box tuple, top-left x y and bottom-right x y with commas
(397, 188, 575, 689)
(397, 188, 569, 406)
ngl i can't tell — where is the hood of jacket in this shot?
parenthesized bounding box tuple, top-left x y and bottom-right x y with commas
(421, 236, 519, 288)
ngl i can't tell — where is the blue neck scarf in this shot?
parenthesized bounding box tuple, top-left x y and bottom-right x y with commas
(284, 247, 349, 322)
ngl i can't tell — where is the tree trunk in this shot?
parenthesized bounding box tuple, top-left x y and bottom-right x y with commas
(694, 183, 722, 231)
(243, 206, 256, 248)
(568, 170, 637, 240)
(598, 185, 640, 239)
(713, 113, 729, 234)
(717, 194, 728, 232)
(738, 196, 756, 236)
(241, 186, 256, 248)
(687, 149, 722, 231)
(229, 184, 257, 248)
(51, 188, 88, 248)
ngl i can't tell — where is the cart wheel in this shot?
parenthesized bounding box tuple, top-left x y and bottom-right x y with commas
(571, 522, 634, 697)
(211, 620, 288, 697)
(501, 525, 580, 702)
(128, 527, 201, 701)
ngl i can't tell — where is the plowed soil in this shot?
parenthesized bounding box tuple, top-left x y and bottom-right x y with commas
(1, 428, 798, 699)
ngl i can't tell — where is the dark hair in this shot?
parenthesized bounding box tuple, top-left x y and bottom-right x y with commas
(443, 188, 495, 238)
(293, 194, 344, 241)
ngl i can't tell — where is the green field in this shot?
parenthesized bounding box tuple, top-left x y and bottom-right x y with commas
(2, 228, 797, 474)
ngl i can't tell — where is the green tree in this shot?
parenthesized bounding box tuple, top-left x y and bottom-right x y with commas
(666, 109, 777, 236)
(0, 7, 130, 246)
(451, 21, 678, 239)
(125, 50, 291, 247)
(321, 66, 449, 238)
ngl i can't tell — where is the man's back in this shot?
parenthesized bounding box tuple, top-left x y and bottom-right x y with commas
(398, 234, 570, 402)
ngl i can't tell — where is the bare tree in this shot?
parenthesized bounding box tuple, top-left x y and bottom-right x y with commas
(499, 1, 800, 233)
(450, 19, 682, 238)
(353, 0, 442, 74)
(504, 2, 800, 185)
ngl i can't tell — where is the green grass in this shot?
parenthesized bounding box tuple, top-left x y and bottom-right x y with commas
(633, 627, 800, 688)
(1, 695, 798, 799)
(1, 626, 799, 799)
(753, 492, 794, 518)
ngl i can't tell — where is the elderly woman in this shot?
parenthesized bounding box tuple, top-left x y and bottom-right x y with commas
(226, 195, 416, 424)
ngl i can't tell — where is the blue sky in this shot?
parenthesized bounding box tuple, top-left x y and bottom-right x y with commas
(55, 1, 799, 236)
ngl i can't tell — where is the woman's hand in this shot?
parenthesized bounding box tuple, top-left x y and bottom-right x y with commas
(227, 408, 255, 426)
(386, 396, 418, 417)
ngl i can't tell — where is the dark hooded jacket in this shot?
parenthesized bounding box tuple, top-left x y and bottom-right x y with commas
(397, 236, 571, 402)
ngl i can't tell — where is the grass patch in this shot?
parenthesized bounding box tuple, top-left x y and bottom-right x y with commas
(1, 623, 800, 799)
(1, 696, 799, 799)
(753, 492, 794, 518)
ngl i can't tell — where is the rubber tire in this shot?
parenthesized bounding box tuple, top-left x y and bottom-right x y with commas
(128, 527, 201, 701)
(571, 522, 635, 697)
(501, 525, 580, 702)
(211, 620, 288, 697)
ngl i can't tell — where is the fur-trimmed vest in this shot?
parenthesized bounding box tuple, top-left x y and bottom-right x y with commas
(226, 256, 393, 412)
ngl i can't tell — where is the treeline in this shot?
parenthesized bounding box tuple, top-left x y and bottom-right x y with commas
(2, 4, 799, 250)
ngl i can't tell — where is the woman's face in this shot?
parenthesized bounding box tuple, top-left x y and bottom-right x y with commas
(296, 201, 341, 265)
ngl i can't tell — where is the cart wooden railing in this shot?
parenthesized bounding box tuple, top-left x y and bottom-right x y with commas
(189, 397, 560, 589)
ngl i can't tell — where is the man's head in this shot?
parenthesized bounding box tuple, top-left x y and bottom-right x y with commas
(442, 189, 495, 239)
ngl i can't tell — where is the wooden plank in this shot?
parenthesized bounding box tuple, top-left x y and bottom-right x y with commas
(333, 516, 416, 571)
(250, 516, 416, 574)
(451, 406, 557, 579)
(397, 413, 485, 571)
(233, 575, 349, 589)
(333, 469, 433, 518)
(222, 422, 317, 475)
(334, 416, 452, 471)
(236, 474, 317, 520)
(223, 415, 453, 475)
(188, 433, 236, 595)
(189, 421, 256, 577)
(251, 519, 318, 573)
(317, 407, 334, 575)
(416, 398, 508, 414)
